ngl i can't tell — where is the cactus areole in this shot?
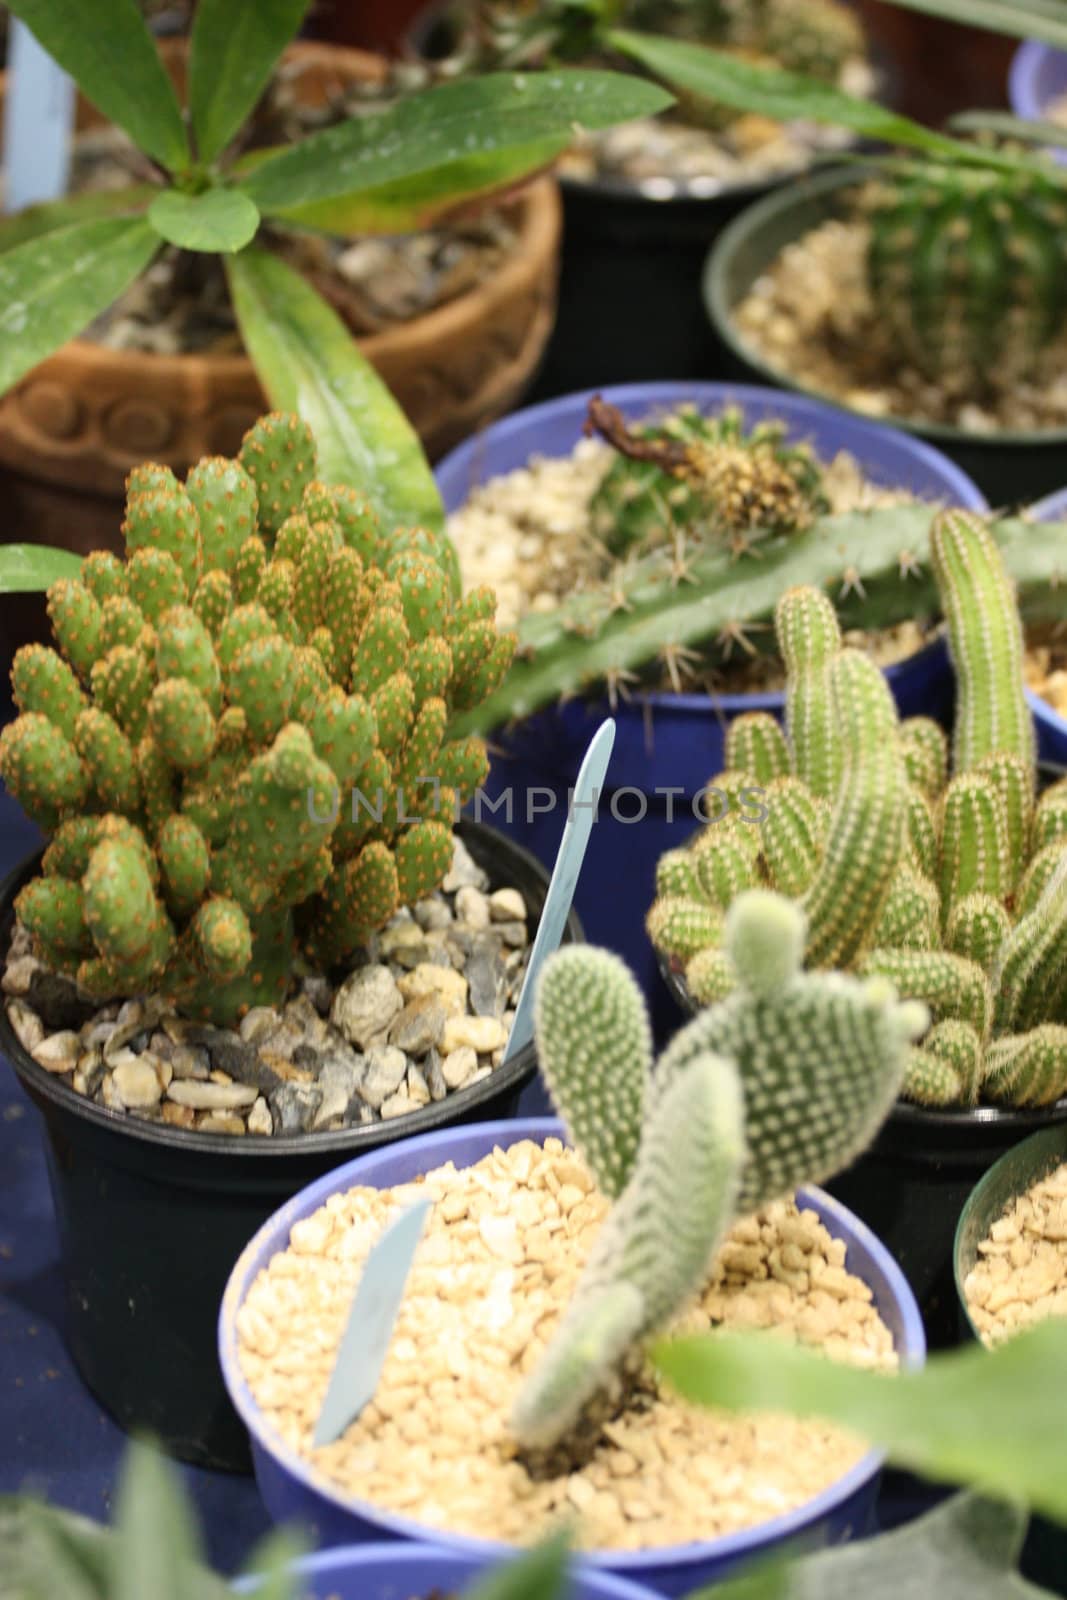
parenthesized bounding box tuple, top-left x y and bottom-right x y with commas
(0, 413, 516, 1029)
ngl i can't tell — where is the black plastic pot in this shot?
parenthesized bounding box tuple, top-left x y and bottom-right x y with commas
(526, 169, 811, 403)
(702, 166, 1067, 507)
(659, 929, 1067, 1354)
(0, 821, 581, 1473)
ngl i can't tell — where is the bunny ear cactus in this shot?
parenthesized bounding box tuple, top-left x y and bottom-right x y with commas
(647, 508, 1067, 1113)
(1, 413, 513, 1027)
(512, 892, 925, 1450)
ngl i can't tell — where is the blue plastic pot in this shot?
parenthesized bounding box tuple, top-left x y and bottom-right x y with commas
(1022, 486, 1067, 767)
(220, 1117, 926, 1600)
(232, 1540, 657, 1600)
(1009, 41, 1067, 138)
(436, 382, 983, 1032)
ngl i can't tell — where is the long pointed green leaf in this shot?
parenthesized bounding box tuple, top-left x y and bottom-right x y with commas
(0, 217, 159, 397)
(6, 0, 188, 172)
(113, 1442, 208, 1600)
(0, 186, 155, 254)
(0, 1497, 114, 1600)
(0, 546, 83, 593)
(188, 0, 313, 165)
(875, 0, 1067, 51)
(692, 1494, 1050, 1600)
(654, 1318, 1067, 1527)
(226, 246, 445, 535)
(148, 187, 260, 253)
(608, 30, 1058, 181)
(265, 136, 566, 236)
(238, 69, 673, 218)
(950, 110, 1067, 149)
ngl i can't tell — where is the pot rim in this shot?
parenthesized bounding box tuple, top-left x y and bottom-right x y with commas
(953, 1119, 1067, 1341)
(218, 1115, 926, 1577)
(701, 165, 1067, 450)
(0, 820, 579, 1160)
(231, 1539, 659, 1598)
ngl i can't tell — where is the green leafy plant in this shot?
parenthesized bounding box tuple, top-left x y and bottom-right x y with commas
(648, 508, 1067, 1112)
(512, 887, 925, 1449)
(0, 411, 513, 1026)
(0, 1439, 573, 1600)
(0, 0, 670, 535)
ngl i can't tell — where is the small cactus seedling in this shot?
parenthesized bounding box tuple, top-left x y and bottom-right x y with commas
(647, 509, 1067, 1112)
(1, 414, 515, 1027)
(513, 891, 925, 1448)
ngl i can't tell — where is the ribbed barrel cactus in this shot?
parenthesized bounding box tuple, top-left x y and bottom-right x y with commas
(647, 507, 1067, 1112)
(512, 890, 925, 1449)
(867, 166, 1067, 389)
(0, 413, 514, 1026)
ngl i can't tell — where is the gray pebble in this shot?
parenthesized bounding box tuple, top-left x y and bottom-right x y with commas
(331, 965, 403, 1050)
(494, 921, 529, 950)
(489, 888, 527, 923)
(312, 1051, 367, 1128)
(31, 1030, 80, 1074)
(442, 836, 489, 893)
(25, 968, 99, 1031)
(441, 1046, 478, 1089)
(466, 936, 507, 1018)
(7, 999, 44, 1055)
(167, 1080, 258, 1111)
(380, 1089, 421, 1120)
(359, 1045, 408, 1109)
(301, 974, 334, 1016)
(413, 898, 453, 932)
(405, 1064, 432, 1108)
(455, 886, 491, 930)
(424, 1049, 448, 1102)
(389, 995, 446, 1055)
(270, 1083, 322, 1135)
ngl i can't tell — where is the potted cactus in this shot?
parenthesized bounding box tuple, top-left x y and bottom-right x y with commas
(435, 379, 1067, 1033)
(688, 0, 1067, 503)
(0, 409, 583, 1471)
(221, 893, 924, 1591)
(416, 0, 875, 396)
(648, 507, 1067, 1345)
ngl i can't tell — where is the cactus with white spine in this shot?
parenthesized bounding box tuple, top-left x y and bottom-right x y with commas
(512, 892, 925, 1450)
(1, 413, 513, 1026)
(648, 509, 1067, 1111)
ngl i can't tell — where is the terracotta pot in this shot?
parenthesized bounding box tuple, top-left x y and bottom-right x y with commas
(853, 0, 1014, 121)
(0, 39, 561, 677)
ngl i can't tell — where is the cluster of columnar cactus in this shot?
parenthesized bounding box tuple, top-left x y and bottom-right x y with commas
(731, 0, 865, 80)
(647, 507, 1067, 1111)
(512, 890, 925, 1449)
(867, 166, 1067, 389)
(588, 398, 830, 560)
(0, 413, 514, 1026)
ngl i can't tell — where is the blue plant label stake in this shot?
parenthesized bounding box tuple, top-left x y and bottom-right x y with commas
(3, 22, 75, 213)
(504, 717, 616, 1064)
(312, 1197, 432, 1448)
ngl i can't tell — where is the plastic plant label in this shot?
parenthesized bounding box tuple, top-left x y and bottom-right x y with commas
(3, 22, 74, 213)
(504, 717, 617, 1063)
(312, 1197, 432, 1448)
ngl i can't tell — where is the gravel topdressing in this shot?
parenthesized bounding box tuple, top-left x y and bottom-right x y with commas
(236, 1137, 896, 1552)
(963, 1160, 1067, 1346)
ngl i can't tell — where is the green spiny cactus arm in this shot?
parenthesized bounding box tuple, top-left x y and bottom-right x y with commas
(684, 946, 736, 1006)
(534, 946, 652, 1201)
(658, 893, 925, 1212)
(148, 679, 217, 771)
(451, 509, 1067, 738)
(924, 1018, 984, 1107)
(1032, 780, 1067, 855)
(905, 783, 938, 878)
(409, 635, 453, 709)
(307, 480, 381, 566)
(352, 603, 410, 698)
(192, 569, 234, 641)
(860, 947, 994, 1038)
(302, 839, 400, 967)
(898, 716, 948, 799)
(450, 626, 517, 714)
(903, 1049, 964, 1107)
(42, 817, 108, 881)
(100, 595, 149, 656)
(126, 548, 187, 626)
(122, 485, 202, 596)
(238, 412, 317, 538)
(945, 891, 1011, 975)
(0, 714, 88, 828)
(656, 849, 702, 901)
(83, 834, 173, 973)
(691, 828, 763, 910)
(81, 550, 128, 606)
(394, 821, 452, 905)
(155, 606, 222, 713)
(646, 896, 723, 962)
(158, 814, 212, 917)
(309, 689, 377, 787)
(73, 709, 141, 816)
(136, 733, 175, 841)
(16, 877, 90, 955)
(984, 1026, 1067, 1109)
(937, 773, 1010, 917)
(185, 456, 259, 574)
(170, 906, 294, 1024)
(1018, 841, 1067, 917)
(11, 646, 86, 742)
(434, 735, 488, 804)
(775, 586, 841, 799)
(511, 1053, 744, 1451)
(91, 645, 154, 744)
(930, 510, 1035, 779)
(387, 552, 450, 644)
(232, 536, 268, 607)
(759, 776, 825, 897)
(46, 579, 104, 683)
(994, 856, 1067, 1033)
(371, 674, 416, 759)
(976, 753, 1033, 892)
(227, 636, 295, 746)
(872, 863, 941, 951)
(724, 712, 791, 785)
(191, 896, 253, 981)
(802, 650, 907, 969)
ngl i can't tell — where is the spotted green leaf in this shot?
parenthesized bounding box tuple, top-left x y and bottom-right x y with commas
(0, 546, 84, 593)
(148, 187, 260, 254)
(188, 0, 313, 164)
(0, 186, 155, 254)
